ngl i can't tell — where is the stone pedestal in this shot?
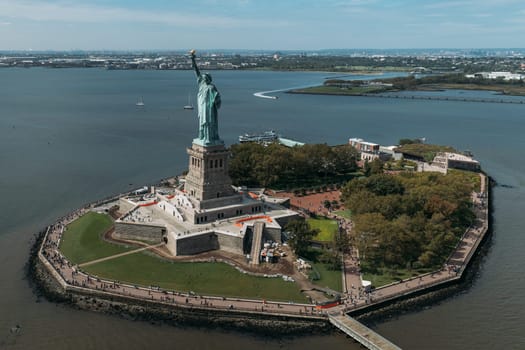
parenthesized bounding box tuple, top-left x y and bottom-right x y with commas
(185, 142, 237, 208)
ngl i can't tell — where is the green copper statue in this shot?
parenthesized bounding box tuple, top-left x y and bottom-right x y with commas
(190, 50, 222, 146)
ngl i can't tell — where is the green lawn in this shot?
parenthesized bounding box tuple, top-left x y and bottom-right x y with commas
(83, 253, 307, 303)
(310, 262, 343, 292)
(59, 212, 133, 265)
(307, 217, 338, 242)
(333, 209, 352, 220)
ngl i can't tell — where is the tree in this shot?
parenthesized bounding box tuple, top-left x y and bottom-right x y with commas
(399, 138, 422, 146)
(369, 158, 384, 175)
(341, 170, 476, 270)
(335, 227, 351, 254)
(285, 219, 319, 257)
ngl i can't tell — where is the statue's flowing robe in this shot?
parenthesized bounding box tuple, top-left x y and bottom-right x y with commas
(197, 76, 221, 144)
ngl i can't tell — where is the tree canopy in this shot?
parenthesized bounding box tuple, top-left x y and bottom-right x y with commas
(285, 219, 319, 257)
(341, 171, 478, 270)
(229, 142, 358, 188)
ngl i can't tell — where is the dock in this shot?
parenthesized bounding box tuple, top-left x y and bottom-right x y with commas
(329, 314, 402, 350)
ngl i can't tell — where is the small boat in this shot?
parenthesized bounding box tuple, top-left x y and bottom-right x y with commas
(136, 96, 145, 107)
(183, 94, 194, 110)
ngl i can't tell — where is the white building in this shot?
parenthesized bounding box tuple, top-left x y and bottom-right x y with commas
(432, 152, 480, 172)
(465, 71, 524, 81)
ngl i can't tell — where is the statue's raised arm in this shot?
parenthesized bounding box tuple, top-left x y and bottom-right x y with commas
(189, 49, 201, 78)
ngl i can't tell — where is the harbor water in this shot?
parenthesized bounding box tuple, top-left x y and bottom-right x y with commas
(0, 68, 524, 349)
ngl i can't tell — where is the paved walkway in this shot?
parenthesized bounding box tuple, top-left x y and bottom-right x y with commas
(78, 242, 165, 267)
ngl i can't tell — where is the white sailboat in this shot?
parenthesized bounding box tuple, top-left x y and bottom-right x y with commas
(136, 96, 145, 107)
(183, 94, 194, 110)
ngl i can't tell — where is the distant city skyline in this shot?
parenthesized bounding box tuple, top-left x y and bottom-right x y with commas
(1, 0, 524, 51)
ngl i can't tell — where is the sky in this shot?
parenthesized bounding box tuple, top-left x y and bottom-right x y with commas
(0, 0, 524, 51)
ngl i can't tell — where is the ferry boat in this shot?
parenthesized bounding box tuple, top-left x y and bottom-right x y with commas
(239, 130, 279, 144)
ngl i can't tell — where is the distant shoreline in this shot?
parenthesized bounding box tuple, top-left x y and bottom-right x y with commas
(288, 86, 525, 101)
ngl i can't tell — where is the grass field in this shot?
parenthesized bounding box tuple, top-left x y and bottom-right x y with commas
(83, 253, 307, 302)
(310, 262, 342, 292)
(59, 212, 133, 265)
(307, 217, 338, 242)
(333, 209, 352, 220)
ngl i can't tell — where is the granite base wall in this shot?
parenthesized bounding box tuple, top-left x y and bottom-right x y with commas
(174, 230, 244, 256)
(216, 232, 244, 254)
(114, 222, 164, 243)
(274, 213, 301, 229)
(264, 226, 282, 243)
(176, 232, 220, 255)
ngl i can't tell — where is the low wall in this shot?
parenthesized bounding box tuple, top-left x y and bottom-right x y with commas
(176, 232, 220, 255)
(274, 213, 301, 229)
(264, 226, 282, 243)
(114, 222, 164, 243)
(216, 231, 244, 254)
(175, 230, 244, 256)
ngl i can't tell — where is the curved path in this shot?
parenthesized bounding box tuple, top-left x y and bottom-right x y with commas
(78, 242, 165, 267)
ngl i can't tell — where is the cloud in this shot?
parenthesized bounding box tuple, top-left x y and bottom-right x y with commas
(424, 0, 522, 10)
(424, 1, 475, 10)
(0, 20, 11, 25)
(0, 0, 288, 28)
(330, 0, 378, 14)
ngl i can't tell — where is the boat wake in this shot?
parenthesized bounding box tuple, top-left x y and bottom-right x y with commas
(253, 90, 280, 100)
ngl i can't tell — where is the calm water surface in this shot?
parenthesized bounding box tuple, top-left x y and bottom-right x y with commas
(0, 68, 524, 349)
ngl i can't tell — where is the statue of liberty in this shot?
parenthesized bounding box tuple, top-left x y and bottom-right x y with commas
(190, 50, 222, 146)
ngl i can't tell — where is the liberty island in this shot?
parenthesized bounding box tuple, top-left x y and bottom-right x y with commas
(27, 55, 491, 350)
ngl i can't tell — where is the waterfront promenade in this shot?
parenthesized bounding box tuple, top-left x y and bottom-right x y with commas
(36, 173, 489, 349)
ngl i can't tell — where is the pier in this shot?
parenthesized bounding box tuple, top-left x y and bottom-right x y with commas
(329, 314, 402, 350)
